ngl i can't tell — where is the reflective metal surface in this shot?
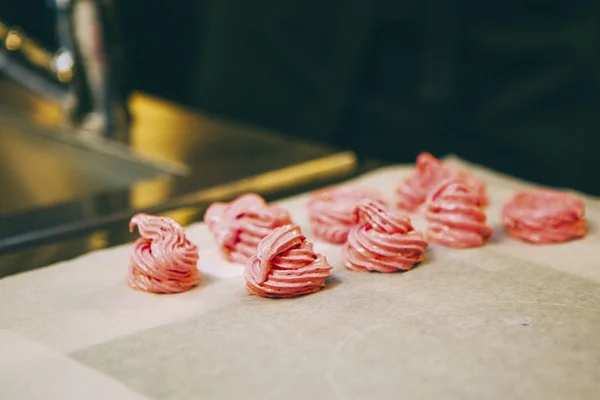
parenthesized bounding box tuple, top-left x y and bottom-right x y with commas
(0, 79, 358, 275)
(0, 116, 169, 215)
(1, 0, 130, 139)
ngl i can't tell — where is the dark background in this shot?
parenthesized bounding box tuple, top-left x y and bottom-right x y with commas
(3, 0, 600, 194)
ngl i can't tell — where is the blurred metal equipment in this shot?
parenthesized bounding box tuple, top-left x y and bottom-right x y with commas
(0, 0, 130, 139)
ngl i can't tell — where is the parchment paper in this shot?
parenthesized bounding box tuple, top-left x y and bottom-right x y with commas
(1, 157, 599, 400)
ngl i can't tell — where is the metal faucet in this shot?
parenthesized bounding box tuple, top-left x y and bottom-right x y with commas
(0, 0, 130, 139)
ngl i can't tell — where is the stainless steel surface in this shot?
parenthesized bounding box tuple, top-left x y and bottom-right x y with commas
(0, 20, 67, 100)
(1, 0, 130, 139)
(0, 116, 167, 215)
(0, 80, 358, 274)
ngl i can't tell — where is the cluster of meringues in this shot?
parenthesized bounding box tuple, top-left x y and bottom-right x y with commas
(127, 153, 587, 297)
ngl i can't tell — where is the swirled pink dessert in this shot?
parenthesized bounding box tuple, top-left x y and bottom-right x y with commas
(128, 213, 200, 294)
(307, 186, 387, 244)
(204, 193, 293, 264)
(396, 152, 488, 212)
(425, 180, 492, 248)
(501, 189, 586, 244)
(245, 224, 332, 298)
(342, 201, 428, 273)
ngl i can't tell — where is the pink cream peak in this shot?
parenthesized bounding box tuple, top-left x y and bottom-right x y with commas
(342, 201, 428, 273)
(204, 193, 293, 264)
(128, 213, 200, 294)
(425, 180, 492, 248)
(245, 224, 332, 298)
(307, 186, 387, 244)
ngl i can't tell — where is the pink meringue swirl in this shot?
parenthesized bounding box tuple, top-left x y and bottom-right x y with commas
(245, 224, 332, 298)
(128, 213, 200, 294)
(307, 186, 387, 244)
(425, 180, 492, 248)
(204, 193, 293, 264)
(342, 201, 428, 273)
(501, 189, 586, 244)
(396, 152, 488, 212)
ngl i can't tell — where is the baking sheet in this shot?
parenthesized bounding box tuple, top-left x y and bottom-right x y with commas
(1, 157, 599, 400)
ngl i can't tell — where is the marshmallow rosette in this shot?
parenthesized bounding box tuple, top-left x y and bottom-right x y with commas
(396, 152, 487, 212)
(307, 186, 387, 244)
(425, 180, 492, 248)
(245, 224, 332, 298)
(342, 201, 428, 273)
(204, 193, 293, 264)
(128, 213, 200, 294)
(501, 189, 586, 244)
